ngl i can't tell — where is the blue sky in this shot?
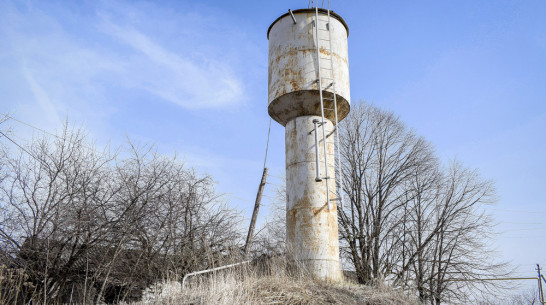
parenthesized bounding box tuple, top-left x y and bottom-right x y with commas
(1, 0, 545, 295)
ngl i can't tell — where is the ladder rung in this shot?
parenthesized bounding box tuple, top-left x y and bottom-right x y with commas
(323, 107, 335, 110)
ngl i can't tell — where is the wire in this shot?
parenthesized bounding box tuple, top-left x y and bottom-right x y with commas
(262, 194, 278, 201)
(501, 222, 546, 225)
(446, 277, 539, 282)
(265, 181, 284, 188)
(502, 236, 546, 239)
(0, 131, 39, 161)
(0, 113, 58, 138)
(263, 118, 272, 169)
(224, 194, 254, 204)
(0, 112, 111, 157)
(0, 130, 57, 172)
(267, 174, 286, 181)
(491, 208, 546, 215)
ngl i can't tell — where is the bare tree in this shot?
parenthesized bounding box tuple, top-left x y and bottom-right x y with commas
(337, 102, 507, 304)
(0, 125, 117, 303)
(0, 124, 242, 304)
(337, 102, 435, 284)
(420, 162, 506, 305)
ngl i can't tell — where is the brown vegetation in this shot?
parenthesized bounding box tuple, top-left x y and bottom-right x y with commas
(132, 257, 419, 305)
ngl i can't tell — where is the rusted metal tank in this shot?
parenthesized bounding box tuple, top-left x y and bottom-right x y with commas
(267, 8, 350, 126)
(267, 8, 350, 282)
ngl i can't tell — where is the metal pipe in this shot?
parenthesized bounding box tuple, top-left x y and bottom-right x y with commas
(181, 260, 251, 289)
(313, 119, 322, 182)
(326, 5, 343, 210)
(288, 9, 297, 24)
(446, 277, 539, 282)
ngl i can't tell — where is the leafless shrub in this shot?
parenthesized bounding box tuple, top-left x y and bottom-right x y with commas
(0, 124, 242, 304)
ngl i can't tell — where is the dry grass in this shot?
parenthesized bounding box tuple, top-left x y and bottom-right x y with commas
(133, 257, 419, 305)
(0, 264, 39, 304)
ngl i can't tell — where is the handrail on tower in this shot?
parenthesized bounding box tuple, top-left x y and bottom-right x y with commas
(312, 0, 344, 211)
(314, 5, 331, 210)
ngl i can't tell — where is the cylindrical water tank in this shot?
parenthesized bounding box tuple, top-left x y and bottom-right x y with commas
(267, 8, 350, 126)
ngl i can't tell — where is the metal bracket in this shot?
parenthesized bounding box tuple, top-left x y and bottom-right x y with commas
(289, 9, 297, 24)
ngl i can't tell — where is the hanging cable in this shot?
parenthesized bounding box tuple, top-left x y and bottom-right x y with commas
(0, 112, 111, 157)
(0, 113, 57, 138)
(263, 118, 272, 169)
(0, 130, 52, 170)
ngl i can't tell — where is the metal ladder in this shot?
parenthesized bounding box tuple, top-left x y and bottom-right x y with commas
(311, 1, 343, 211)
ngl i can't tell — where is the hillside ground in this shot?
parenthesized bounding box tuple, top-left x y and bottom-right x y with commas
(132, 258, 419, 305)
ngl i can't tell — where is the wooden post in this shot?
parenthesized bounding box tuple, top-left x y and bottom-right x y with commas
(244, 167, 268, 259)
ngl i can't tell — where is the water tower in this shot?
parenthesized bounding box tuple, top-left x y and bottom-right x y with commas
(267, 6, 350, 282)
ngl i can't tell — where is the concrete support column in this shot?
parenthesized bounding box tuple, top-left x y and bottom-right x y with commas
(285, 115, 342, 282)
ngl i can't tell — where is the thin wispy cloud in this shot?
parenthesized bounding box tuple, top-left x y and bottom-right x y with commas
(100, 20, 243, 109)
(0, 0, 253, 137)
(21, 65, 62, 125)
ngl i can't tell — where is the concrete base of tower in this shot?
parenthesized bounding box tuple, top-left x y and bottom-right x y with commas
(284, 115, 343, 282)
(285, 255, 344, 282)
